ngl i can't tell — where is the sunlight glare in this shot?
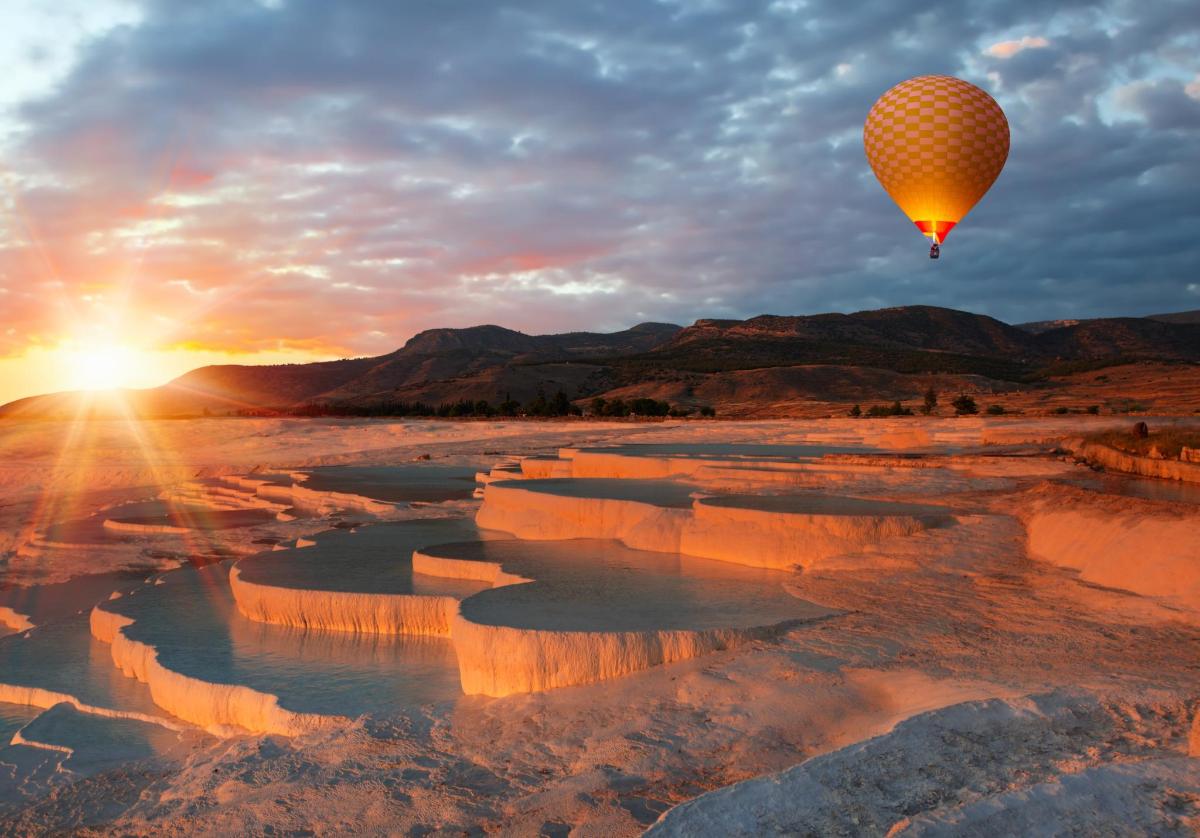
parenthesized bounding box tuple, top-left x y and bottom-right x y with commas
(62, 342, 143, 391)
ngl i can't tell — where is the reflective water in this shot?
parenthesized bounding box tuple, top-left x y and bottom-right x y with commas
(700, 493, 949, 516)
(0, 702, 39, 744)
(236, 518, 502, 598)
(40, 501, 166, 545)
(42, 500, 272, 544)
(1058, 473, 1200, 506)
(106, 506, 275, 529)
(0, 614, 163, 718)
(106, 563, 466, 716)
(503, 478, 702, 508)
(580, 443, 872, 459)
(13, 703, 186, 768)
(299, 465, 484, 503)
(0, 569, 151, 625)
(429, 539, 828, 632)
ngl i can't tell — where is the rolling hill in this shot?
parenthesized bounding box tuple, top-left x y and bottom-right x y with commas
(3, 307, 1198, 419)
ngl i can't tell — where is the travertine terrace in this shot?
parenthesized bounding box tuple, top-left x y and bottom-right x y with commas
(1, 416, 1198, 834)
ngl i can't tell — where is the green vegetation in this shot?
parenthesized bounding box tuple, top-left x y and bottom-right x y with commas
(985, 404, 1005, 415)
(951, 394, 978, 415)
(1086, 405, 1101, 415)
(865, 401, 914, 417)
(289, 391, 707, 420)
(921, 386, 937, 415)
(591, 396, 674, 417)
(849, 404, 862, 418)
(290, 389, 582, 418)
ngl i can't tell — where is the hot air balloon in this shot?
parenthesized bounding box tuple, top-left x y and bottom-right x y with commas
(864, 75, 1009, 259)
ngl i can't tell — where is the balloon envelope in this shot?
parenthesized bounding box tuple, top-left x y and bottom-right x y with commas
(864, 75, 1009, 243)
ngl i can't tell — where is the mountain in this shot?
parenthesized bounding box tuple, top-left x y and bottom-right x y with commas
(1019, 309, 1200, 333)
(2, 307, 1198, 419)
(0, 323, 680, 418)
(1145, 309, 1200, 325)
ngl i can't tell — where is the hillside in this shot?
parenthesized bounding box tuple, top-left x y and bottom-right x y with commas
(2, 307, 1198, 419)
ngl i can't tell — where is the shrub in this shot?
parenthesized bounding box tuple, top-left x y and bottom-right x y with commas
(699, 405, 716, 417)
(630, 398, 671, 417)
(866, 401, 914, 417)
(951, 394, 978, 415)
(986, 404, 1005, 415)
(1053, 406, 1070, 415)
(1086, 405, 1101, 415)
(849, 404, 862, 418)
(921, 386, 937, 415)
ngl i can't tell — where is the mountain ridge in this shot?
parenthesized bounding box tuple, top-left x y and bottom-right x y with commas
(3, 307, 1198, 419)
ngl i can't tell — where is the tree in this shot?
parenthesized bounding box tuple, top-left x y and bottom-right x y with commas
(921, 386, 938, 415)
(630, 398, 670, 417)
(528, 388, 549, 417)
(591, 397, 607, 416)
(551, 390, 571, 416)
(849, 404, 862, 418)
(952, 393, 978, 415)
(866, 401, 913, 417)
(497, 395, 521, 417)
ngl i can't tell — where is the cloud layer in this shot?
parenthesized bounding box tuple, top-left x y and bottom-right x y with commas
(1, 0, 1197, 361)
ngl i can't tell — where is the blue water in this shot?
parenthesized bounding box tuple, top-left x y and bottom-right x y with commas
(502, 477, 702, 508)
(0, 614, 163, 719)
(105, 563, 467, 717)
(0, 569, 151, 625)
(583, 443, 871, 459)
(0, 702, 40, 744)
(427, 539, 826, 632)
(299, 464, 484, 503)
(236, 518, 501, 598)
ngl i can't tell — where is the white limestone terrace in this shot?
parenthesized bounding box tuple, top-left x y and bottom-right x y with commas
(515, 441, 1079, 499)
(477, 477, 952, 570)
(413, 537, 833, 696)
(91, 562, 466, 736)
(230, 518, 506, 636)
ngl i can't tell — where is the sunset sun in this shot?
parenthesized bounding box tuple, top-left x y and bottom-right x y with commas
(60, 342, 143, 392)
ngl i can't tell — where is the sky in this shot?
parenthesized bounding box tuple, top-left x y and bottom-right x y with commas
(0, 0, 1197, 403)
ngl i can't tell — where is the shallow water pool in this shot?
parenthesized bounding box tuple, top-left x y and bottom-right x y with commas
(105, 563, 468, 717)
(298, 464, 484, 503)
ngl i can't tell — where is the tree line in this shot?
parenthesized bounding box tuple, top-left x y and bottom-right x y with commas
(280, 390, 716, 419)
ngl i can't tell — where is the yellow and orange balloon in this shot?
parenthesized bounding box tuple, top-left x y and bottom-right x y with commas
(864, 75, 1009, 247)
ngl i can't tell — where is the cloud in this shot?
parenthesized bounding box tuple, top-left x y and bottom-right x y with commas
(0, 0, 1195, 369)
(985, 35, 1050, 59)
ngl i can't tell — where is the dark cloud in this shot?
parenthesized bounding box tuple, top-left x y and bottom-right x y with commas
(0, 0, 1197, 358)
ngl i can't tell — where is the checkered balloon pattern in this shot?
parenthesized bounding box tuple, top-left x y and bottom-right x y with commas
(864, 75, 1009, 242)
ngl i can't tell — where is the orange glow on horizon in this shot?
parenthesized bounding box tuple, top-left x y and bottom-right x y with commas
(0, 342, 342, 406)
